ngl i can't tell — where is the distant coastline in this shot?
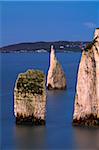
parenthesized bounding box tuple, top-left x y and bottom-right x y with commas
(0, 41, 91, 53)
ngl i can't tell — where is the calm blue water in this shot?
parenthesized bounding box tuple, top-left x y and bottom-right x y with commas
(0, 52, 99, 150)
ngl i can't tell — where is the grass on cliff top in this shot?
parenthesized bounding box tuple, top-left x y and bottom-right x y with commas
(85, 36, 98, 51)
(16, 70, 45, 95)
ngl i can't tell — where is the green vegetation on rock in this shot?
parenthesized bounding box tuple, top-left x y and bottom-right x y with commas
(85, 36, 98, 51)
(16, 70, 45, 95)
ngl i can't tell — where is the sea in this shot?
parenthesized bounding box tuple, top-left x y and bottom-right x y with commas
(0, 51, 99, 150)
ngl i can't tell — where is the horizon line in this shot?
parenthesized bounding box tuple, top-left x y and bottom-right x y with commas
(0, 40, 92, 48)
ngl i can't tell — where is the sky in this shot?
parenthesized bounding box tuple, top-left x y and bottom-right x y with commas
(0, 1, 99, 47)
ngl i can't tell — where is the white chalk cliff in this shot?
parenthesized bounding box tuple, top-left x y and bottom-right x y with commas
(14, 70, 46, 125)
(47, 45, 66, 89)
(73, 29, 99, 126)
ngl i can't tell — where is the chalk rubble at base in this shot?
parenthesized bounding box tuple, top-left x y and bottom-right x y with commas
(73, 28, 99, 126)
(14, 69, 46, 125)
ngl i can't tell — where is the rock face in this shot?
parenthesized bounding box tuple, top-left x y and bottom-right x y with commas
(73, 29, 99, 126)
(47, 45, 66, 89)
(14, 70, 46, 125)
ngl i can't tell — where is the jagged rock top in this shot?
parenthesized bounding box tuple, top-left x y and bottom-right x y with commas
(15, 70, 45, 95)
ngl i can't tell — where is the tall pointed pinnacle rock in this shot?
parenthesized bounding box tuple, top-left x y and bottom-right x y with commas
(73, 28, 99, 126)
(47, 45, 66, 90)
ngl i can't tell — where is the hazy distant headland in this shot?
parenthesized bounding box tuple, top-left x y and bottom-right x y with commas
(0, 41, 91, 53)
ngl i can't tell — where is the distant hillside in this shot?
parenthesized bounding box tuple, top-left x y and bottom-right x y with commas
(0, 41, 91, 53)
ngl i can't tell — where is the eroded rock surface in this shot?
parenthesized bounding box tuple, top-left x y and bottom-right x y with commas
(73, 29, 99, 126)
(47, 45, 66, 89)
(14, 70, 46, 125)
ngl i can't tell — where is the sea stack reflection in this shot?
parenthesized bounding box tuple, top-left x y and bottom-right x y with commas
(14, 70, 46, 125)
(47, 45, 66, 90)
(73, 28, 99, 126)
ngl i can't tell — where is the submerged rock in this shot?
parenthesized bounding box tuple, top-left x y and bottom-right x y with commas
(14, 70, 46, 125)
(47, 45, 66, 89)
(73, 29, 99, 126)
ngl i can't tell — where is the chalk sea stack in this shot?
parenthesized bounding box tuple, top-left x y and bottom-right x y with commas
(73, 29, 99, 126)
(47, 45, 66, 90)
(14, 70, 46, 125)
